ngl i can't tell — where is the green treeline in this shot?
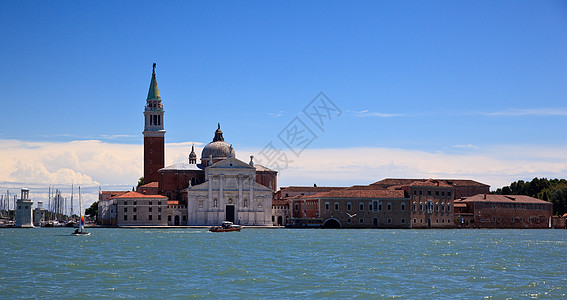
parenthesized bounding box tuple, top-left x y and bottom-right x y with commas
(492, 177, 567, 216)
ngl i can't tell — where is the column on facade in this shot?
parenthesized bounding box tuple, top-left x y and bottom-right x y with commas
(218, 174, 224, 225)
(238, 174, 243, 211)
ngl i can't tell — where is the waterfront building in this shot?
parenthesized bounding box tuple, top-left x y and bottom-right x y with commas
(98, 191, 128, 226)
(371, 178, 489, 228)
(454, 194, 553, 228)
(273, 186, 346, 226)
(15, 188, 33, 228)
(33, 201, 47, 227)
(114, 191, 168, 226)
(295, 188, 411, 228)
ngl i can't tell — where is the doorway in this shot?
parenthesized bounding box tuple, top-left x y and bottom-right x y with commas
(174, 215, 180, 226)
(225, 205, 235, 223)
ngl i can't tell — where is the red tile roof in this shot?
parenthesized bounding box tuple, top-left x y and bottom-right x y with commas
(167, 200, 179, 205)
(111, 191, 168, 200)
(307, 189, 406, 199)
(279, 186, 346, 193)
(372, 178, 489, 187)
(456, 194, 552, 204)
(140, 182, 159, 188)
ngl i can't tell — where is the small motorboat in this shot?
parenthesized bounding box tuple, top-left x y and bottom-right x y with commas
(209, 221, 242, 232)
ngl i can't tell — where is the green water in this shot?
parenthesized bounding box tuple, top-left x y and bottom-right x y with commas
(1, 228, 566, 299)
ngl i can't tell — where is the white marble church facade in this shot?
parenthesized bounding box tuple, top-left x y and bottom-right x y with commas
(185, 157, 273, 226)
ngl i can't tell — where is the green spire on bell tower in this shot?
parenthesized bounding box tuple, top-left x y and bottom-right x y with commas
(147, 63, 161, 101)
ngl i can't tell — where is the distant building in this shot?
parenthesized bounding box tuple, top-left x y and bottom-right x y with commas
(372, 178, 490, 228)
(293, 188, 411, 228)
(15, 188, 33, 228)
(454, 194, 553, 228)
(274, 186, 346, 226)
(33, 201, 47, 227)
(114, 191, 168, 226)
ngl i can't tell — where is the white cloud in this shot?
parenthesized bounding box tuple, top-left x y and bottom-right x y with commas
(481, 108, 567, 117)
(347, 110, 405, 118)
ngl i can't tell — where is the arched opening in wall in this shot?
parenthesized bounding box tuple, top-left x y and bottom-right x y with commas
(277, 216, 283, 226)
(174, 215, 180, 226)
(323, 218, 341, 228)
(373, 217, 379, 227)
(427, 218, 431, 229)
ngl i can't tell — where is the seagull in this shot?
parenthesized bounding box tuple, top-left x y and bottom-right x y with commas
(347, 213, 357, 218)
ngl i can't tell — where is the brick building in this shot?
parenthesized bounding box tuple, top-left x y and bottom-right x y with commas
(454, 194, 553, 228)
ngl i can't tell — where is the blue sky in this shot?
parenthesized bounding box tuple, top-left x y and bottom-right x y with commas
(1, 0, 566, 206)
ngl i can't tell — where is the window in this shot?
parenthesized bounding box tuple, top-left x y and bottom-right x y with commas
(347, 218, 351, 223)
(447, 204, 450, 211)
(124, 207, 127, 212)
(347, 202, 352, 211)
(419, 190, 423, 196)
(168, 215, 171, 221)
(124, 215, 127, 221)
(401, 202, 406, 211)
(149, 207, 153, 212)
(441, 204, 445, 212)
(413, 218, 417, 223)
(442, 191, 445, 196)
(359, 218, 364, 224)
(413, 202, 417, 211)
(387, 202, 392, 211)
(325, 202, 330, 211)
(334, 202, 339, 211)
(149, 215, 153, 220)
(133, 215, 137, 221)
(149, 201, 153, 206)
(387, 218, 392, 224)
(401, 218, 405, 224)
(158, 207, 161, 212)
(420, 203, 423, 211)
(133, 207, 137, 212)
(158, 215, 161, 221)
(427, 191, 431, 196)
(435, 191, 439, 196)
(158, 201, 161, 205)
(294, 204, 299, 211)
(133, 201, 137, 205)
(448, 191, 451, 197)
(413, 190, 417, 195)
(359, 202, 364, 211)
(369, 202, 373, 211)
(378, 202, 382, 211)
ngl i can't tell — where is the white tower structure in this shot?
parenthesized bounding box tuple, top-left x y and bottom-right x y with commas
(15, 188, 34, 228)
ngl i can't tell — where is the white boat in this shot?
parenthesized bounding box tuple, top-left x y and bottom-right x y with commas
(209, 221, 242, 232)
(72, 187, 90, 236)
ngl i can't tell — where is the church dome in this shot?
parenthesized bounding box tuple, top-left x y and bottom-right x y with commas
(201, 123, 235, 164)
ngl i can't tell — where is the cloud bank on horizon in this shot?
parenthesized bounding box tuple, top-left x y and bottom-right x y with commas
(2, 138, 566, 207)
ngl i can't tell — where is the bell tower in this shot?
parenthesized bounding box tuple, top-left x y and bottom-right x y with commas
(143, 63, 165, 183)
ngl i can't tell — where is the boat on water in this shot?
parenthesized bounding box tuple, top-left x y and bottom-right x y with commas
(209, 221, 242, 232)
(72, 187, 90, 236)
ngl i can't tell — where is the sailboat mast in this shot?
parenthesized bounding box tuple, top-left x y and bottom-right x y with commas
(70, 184, 74, 218)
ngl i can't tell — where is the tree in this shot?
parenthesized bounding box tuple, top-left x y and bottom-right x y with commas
(85, 201, 98, 220)
(136, 177, 145, 190)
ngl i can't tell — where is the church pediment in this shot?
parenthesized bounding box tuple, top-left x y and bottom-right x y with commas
(208, 157, 255, 170)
